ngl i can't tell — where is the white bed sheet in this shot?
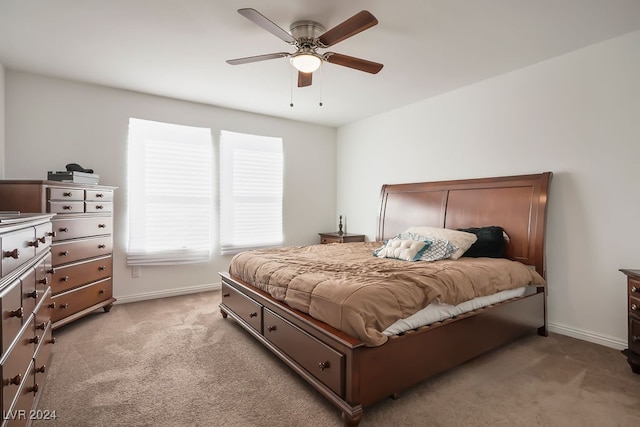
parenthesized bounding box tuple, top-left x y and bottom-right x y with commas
(383, 286, 529, 336)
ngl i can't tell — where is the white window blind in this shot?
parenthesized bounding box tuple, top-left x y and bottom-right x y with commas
(220, 130, 283, 255)
(127, 118, 213, 265)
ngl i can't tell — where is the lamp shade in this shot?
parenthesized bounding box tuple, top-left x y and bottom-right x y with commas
(290, 53, 322, 73)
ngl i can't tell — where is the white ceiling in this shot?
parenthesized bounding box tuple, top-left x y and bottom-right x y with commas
(1, 0, 639, 127)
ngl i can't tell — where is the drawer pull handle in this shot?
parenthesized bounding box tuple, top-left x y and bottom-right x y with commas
(61, 303, 69, 309)
(9, 307, 23, 318)
(95, 205, 104, 210)
(249, 312, 258, 318)
(98, 223, 106, 228)
(98, 244, 106, 249)
(62, 276, 70, 282)
(29, 239, 39, 248)
(30, 335, 40, 344)
(96, 193, 104, 198)
(632, 286, 638, 293)
(3, 248, 19, 259)
(38, 277, 49, 285)
(222, 292, 230, 298)
(47, 268, 56, 274)
(633, 336, 639, 343)
(47, 231, 57, 237)
(99, 266, 106, 271)
(59, 227, 69, 233)
(49, 302, 56, 309)
(30, 384, 39, 394)
(62, 205, 73, 210)
(61, 251, 69, 256)
(50, 337, 56, 344)
(632, 304, 638, 311)
(26, 290, 39, 299)
(9, 374, 21, 386)
(36, 322, 47, 330)
(38, 236, 47, 244)
(63, 192, 73, 197)
(99, 289, 106, 294)
(318, 361, 331, 371)
(267, 325, 277, 332)
(36, 365, 46, 373)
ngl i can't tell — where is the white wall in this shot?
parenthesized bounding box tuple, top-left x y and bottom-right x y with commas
(0, 61, 4, 176)
(337, 30, 640, 349)
(4, 72, 337, 302)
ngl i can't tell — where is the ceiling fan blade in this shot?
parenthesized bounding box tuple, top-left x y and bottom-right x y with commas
(238, 8, 296, 44)
(318, 10, 378, 47)
(226, 52, 290, 65)
(298, 72, 312, 87)
(325, 53, 383, 74)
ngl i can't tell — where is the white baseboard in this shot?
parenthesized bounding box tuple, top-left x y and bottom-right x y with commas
(548, 322, 626, 350)
(114, 282, 222, 305)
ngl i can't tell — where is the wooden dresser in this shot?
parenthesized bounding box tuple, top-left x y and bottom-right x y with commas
(318, 232, 365, 244)
(621, 268, 640, 374)
(0, 181, 116, 329)
(0, 213, 55, 426)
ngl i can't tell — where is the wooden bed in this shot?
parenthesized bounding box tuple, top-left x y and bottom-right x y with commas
(219, 171, 552, 425)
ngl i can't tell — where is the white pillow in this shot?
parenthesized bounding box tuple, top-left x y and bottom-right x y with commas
(374, 238, 430, 262)
(405, 226, 477, 260)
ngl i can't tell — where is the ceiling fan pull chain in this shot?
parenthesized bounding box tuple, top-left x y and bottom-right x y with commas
(290, 65, 294, 107)
(319, 67, 323, 107)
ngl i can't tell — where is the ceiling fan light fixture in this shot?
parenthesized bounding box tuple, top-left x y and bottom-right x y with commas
(290, 53, 322, 73)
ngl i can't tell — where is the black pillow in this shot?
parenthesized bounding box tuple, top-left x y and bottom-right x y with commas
(457, 226, 506, 258)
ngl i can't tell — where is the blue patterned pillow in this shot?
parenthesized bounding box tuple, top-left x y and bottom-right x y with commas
(397, 232, 458, 261)
(373, 237, 432, 261)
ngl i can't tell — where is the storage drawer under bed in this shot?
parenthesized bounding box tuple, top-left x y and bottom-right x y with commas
(221, 282, 262, 333)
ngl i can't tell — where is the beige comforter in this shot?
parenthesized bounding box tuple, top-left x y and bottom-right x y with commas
(229, 242, 546, 347)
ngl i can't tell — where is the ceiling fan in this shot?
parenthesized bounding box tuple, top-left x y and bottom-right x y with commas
(226, 8, 383, 88)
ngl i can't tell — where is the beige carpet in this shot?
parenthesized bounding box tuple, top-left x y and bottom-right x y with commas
(34, 291, 640, 427)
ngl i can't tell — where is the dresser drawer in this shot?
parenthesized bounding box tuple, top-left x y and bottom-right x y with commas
(34, 222, 53, 256)
(48, 200, 85, 214)
(50, 256, 112, 294)
(34, 288, 52, 343)
(3, 360, 36, 427)
(1, 279, 24, 356)
(629, 278, 640, 298)
(630, 295, 640, 318)
(631, 318, 640, 354)
(1, 227, 36, 278)
(51, 236, 112, 265)
(1, 324, 37, 413)
(263, 308, 344, 397)
(19, 267, 37, 319)
(52, 216, 113, 241)
(51, 278, 113, 323)
(221, 283, 262, 332)
(85, 201, 113, 214)
(47, 187, 83, 201)
(33, 322, 53, 396)
(86, 189, 113, 202)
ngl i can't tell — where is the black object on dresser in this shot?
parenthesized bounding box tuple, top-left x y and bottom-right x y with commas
(0, 213, 55, 425)
(621, 268, 640, 374)
(0, 181, 116, 329)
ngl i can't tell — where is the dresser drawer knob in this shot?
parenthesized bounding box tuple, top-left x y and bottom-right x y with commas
(62, 205, 73, 210)
(249, 312, 258, 318)
(60, 303, 69, 309)
(9, 307, 23, 318)
(99, 289, 106, 294)
(30, 384, 39, 394)
(38, 277, 49, 285)
(632, 286, 638, 293)
(632, 304, 638, 311)
(38, 236, 47, 244)
(30, 335, 40, 345)
(49, 302, 56, 309)
(3, 248, 19, 259)
(60, 251, 69, 256)
(222, 292, 230, 298)
(47, 231, 57, 237)
(47, 268, 56, 274)
(96, 193, 104, 198)
(98, 223, 106, 228)
(26, 290, 39, 299)
(99, 266, 106, 271)
(633, 336, 639, 343)
(28, 239, 39, 248)
(267, 325, 277, 332)
(36, 322, 47, 330)
(9, 374, 21, 386)
(59, 227, 69, 233)
(318, 361, 331, 371)
(98, 244, 106, 249)
(63, 192, 73, 197)
(36, 365, 46, 373)
(95, 205, 104, 210)
(62, 276, 70, 282)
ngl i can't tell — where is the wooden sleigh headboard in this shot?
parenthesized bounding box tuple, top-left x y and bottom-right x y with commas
(377, 172, 552, 278)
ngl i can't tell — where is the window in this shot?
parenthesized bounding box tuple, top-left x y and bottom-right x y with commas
(219, 130, 283, 255)
(127, 118, 213, 265)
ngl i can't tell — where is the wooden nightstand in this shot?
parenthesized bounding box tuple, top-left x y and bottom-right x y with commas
(621, 268, 640, 374)
(319, 232, 365, 244)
